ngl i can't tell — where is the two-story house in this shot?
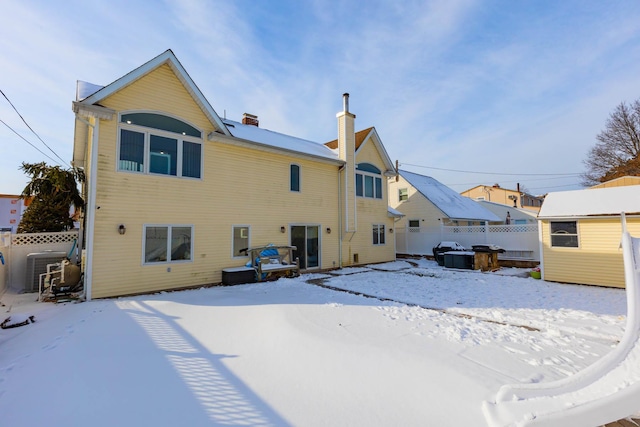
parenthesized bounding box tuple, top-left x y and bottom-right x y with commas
(72, 50, 396, 299)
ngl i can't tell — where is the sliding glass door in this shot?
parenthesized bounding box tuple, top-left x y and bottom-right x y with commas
(290, 225, 320, 269)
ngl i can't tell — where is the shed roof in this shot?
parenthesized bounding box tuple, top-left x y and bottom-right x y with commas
(399, 170, 500, 221)
(538, 186, 640, 218)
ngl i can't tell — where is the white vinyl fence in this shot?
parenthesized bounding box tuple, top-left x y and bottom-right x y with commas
(0, 231, 79, 294)
(396, 223, 539, 261)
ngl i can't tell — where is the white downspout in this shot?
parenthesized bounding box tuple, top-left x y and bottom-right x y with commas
(338, 164, 344, 268)
(76, 115, 98, 301)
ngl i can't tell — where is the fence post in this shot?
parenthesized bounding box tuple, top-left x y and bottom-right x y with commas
(485, 222, 489, 243)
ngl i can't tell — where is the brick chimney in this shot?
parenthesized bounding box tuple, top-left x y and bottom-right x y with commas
(242, 113, 259, 127)
(337, 93, 356, 232)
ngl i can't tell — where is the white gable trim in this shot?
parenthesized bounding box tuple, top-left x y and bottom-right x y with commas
(355, 127, 396, 175)
(80, 50, 230, 136)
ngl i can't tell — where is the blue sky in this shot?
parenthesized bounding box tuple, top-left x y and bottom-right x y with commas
(2, 0, 640, 195)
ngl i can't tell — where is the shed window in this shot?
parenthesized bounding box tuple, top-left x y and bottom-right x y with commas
(399, 188, 408, 202)
(550, 221, 578, 248)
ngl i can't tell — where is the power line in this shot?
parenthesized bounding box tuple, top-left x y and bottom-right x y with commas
(0, 89, 69, 167)
(448, 175, 580, 187)
(400, 162, 581, 177)
(0, 118, 61, 165)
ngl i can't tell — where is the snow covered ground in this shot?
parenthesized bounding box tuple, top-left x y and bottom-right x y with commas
(0, 259, 630, 426)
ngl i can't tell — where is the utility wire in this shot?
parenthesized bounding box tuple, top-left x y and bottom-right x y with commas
(1, 89, 69, 167)
(0, 118, 61, 165)
(401, 162, 581, 177)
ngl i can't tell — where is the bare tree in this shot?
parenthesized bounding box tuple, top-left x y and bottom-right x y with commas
(581, 99, 640, 186)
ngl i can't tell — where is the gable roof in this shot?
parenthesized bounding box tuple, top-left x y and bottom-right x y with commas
(538, 186, 640, 218)
(325, 127, 395, 173)
(222, 119, 340, 162)
(75, 49, 230, 136)
(399, 170, 500, 222)
(325, 127, 373, 150)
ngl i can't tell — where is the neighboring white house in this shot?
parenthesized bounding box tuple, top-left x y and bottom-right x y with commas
(389, 169, 500, 229)
(0, 194, 29, 233)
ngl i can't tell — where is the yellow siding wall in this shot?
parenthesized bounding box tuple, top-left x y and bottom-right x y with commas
(461, 186, 519, 207)
(341, 139, 395, 266)
(540, 217, 640, 288)
(89, 65, 341, 298)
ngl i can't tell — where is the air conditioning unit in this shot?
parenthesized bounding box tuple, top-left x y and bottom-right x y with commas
(25, 251, 67, 293)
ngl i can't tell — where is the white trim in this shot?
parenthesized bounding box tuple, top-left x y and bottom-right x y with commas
(117, 111, 204, 180)
(84, 119, 100, 301)
(80, 50, 230, 136)
(354, 127, 396, 173)
(290, 224, 322, 269)
(232, 225, 251, 259)
(142, 224, 194, 265)
(372, 223, 386, 245)
(549, 220, 580, 249)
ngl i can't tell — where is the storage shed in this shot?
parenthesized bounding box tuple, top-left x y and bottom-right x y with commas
(537, 185, 640, 288)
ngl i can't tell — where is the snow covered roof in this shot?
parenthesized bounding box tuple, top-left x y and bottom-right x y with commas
(399, 170, 500, 222)
(223, 119, 341, 162)
(76, 81, 104, 101)
(387, 206, 405, 218)
(477, 200, 537, 222)
(538, 185, 640, 218)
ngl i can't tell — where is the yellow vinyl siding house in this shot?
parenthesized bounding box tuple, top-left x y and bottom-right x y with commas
(72, 50, 396, 299)
(461, 184, 544, 213)
(537, 186, 640, 288)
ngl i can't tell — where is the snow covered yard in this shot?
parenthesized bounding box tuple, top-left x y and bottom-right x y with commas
(0, 259, 629, 426)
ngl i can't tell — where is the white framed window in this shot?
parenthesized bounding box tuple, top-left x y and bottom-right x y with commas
(399, 188, 408, 202)
(408, 219, 420, 232)
(143, 225, 193, 264)
(118, 112, 203, 179)
(373, 224, 385, 245)
(355, 163, 383, 200)
(290, 164, 300, 192)
(232, 225, 250, 258)
(550, 221, 579, 248)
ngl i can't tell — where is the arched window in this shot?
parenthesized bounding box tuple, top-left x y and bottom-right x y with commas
(118, 112, 203, 179)
(355, 163, 382, 199)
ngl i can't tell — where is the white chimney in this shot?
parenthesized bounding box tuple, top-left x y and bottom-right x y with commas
(337, 93, 356, 232)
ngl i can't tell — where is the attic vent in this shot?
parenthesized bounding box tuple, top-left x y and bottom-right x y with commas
(242, 113, 259, 127)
